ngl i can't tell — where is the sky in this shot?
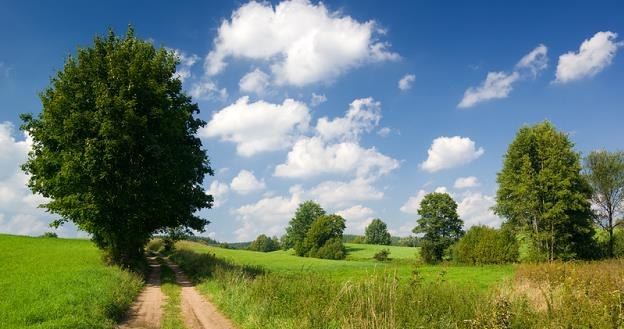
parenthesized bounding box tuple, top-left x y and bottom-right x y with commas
(1, 0, 623, 242)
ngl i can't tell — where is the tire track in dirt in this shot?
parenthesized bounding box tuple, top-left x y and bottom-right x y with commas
(118, 256, 165, 329)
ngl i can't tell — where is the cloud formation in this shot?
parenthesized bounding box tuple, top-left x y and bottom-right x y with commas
(205, 0, 398, 86)
(555, 31, 622, 83)
(239, 68, 270, 95)
(398, 74, 415, 90)
(230, 170, 266, 195)
(454, 176, 480, 189)
(420, 136, 484, 173)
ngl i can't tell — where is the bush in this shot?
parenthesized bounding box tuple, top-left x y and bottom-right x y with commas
(249, 234, 280, 252)
(453, 225, 519, 265)
(309, 237, 346, 260)
(420, 239, 447, 264)
(40, 232, 58, 238)
(302, 214, 346, 260)
(373, 249, 391, 261)
(146, 238, 164, 253)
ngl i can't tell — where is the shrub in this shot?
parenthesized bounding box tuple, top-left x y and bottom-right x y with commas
(419, 239, 447, 264)
(146, 238, 164, 253)
(249, 234, 280, 252)
(40, 232, 58, 238)
(302, 214, 346, 259)
(373, 249, 391, 261)
(309, 237, 346, 260)
(453, 225, 519, 264)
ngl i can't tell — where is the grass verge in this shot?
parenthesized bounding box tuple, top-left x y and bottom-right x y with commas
(158, 257, 187, 329)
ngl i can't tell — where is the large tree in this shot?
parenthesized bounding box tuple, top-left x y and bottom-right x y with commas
(284, 201, 325, 256)
(302, 214, 346, 260)
(364, 218, 392, 245)
(413, 192, 463, 263)
(494, 121, 595, 261)
(20, 27, 213, 267)
(584, 150, 624, 257)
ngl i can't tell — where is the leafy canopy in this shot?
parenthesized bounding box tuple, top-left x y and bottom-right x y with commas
(364, 218, 392, 245)
(21, 27, 213, 266)
(303, 214, 346, 260)
(413, 192, 463, 263)
(285, 201, 326, 255)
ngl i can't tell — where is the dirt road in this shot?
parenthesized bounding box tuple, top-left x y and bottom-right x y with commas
(118, 255, 235, 329)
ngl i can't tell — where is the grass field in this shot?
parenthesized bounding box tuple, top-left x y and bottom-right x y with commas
(0, 234, 142, 329)
(176, 241, 514, 288)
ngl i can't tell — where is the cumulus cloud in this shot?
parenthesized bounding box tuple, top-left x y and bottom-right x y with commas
(515, 44, 548, 77)
(200, 96, 311, 156)
(239, 68, 271, 95)
(454, 176, 480, 189)
(316, 97, 381, 142)
(189, 80, 228, 101)
(205, 0, 398, 86)
(336, 205, 374, 234)
(457, 191, 503, 228)
(233, 185, 303, 241)
(230, 170, 266, 195)
(555, 31, 622, 83)
(458, 44, 548, 108)
(308, 178, 384, 208)
(420, 136, 484, 173)
(274, 136, 399, 179)
(377, 127, 391, 137)
(310, 93, 327, 107)
(169, 48, 199, 83)
(398, 74, 415, 91)
(207, 180, 229, 208)
(399, 186, 449, 214)
(457, 71, 519, 108)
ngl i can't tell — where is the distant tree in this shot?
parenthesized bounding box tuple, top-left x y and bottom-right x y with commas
(364, 218, 392, 245)
(303, 214, 346, 259)
(285, 201, 326, 256)
(452, 225, 518, 265)
(249, 234, 280, 252)
(40, 232, 58, 238)
(162, 226, 189, 252)
(494, 121, 595, 261)
(20, 27, 213, 267)
(413, 192, 463, 263)
(351, 236, 366, 244)
(397, 236, 420, 247)
(584, 150, 624, 258)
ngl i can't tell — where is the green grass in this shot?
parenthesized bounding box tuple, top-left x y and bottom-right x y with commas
(176, 241, 514, 289)
(0, 234, 142, 329)
(158, 258, 186, 329)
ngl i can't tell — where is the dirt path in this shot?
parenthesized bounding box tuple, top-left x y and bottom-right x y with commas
(164, 258, 236, 329)
(119, 256, 165, 329)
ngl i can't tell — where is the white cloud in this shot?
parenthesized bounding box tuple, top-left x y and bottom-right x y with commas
(400, 189, 428, 214)
(230, 170, 266, 195)
(233, 185, 303, 241)
(310, 93, 327, 107)
(515, 44, 548, 77)
(308, 178, 383, 208)
(377, 127, 391, 137)
(169, 48, 199, 83)
(200, 96, 311, 156)
(388, 221, 416, 237)
(205, 0, 399, 86)
(207, 180, 229, 208)
(454, 176, 480, 189)
(555, 31, 622, 83)
(420, 136, 484, 172)
(336, 205, 374, 234)
(274, 136, 399, 179)
(316, 97, 381, 142)
(398, 74, 415, 91)
(189, 80, 228, 101)
(457, 191, 502, 228)
(239, 68, 270, 95)
(457, 71, 519, 108)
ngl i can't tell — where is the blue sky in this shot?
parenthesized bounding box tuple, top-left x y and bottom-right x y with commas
(1, 0, 623, 241)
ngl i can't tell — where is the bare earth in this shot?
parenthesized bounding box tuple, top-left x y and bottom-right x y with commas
(118, 255, 235, 329)
(119, 256, 165, 329)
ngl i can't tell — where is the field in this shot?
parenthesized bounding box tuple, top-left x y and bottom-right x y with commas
(0, 234, 142, 329)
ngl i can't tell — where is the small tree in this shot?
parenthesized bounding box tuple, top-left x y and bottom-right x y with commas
(584, 150, 624, 258)
(452, 225, 518, 265)
(303, 214, 346, 259)
(364, 218, 392, 245)
(249, 234, 280, 252)
(284, 201, 326, 256)
(20, 27, 213, 267)
(413, 192, 463, 263)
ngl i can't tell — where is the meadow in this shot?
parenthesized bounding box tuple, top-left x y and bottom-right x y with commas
(171, 241, 624, 329)
(0, 234, 142, 329)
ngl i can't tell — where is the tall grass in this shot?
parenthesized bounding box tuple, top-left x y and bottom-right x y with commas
(158, 258, 187, 329)
(0, 234, 142, 329)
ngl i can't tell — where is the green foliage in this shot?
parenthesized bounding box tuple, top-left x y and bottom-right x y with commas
(158, 259, 186, 329)
(397, 235, 420, 247)
(285, 201, 325, 255)
(365, 218, 392, 245)
(0, 234, 142, 328)
(40, 232, 58, 238)
(495, 121, 596, 261)
(20, 27, 213, 267)
(452, 225, 519, 265)
(584, 150, 624, 258)
(146, 238, 164, 253)
(414, 192, 464, 263)
(302, 214, 347, 259)
(162, 226, 189, 252)
(373, 248, 391, 261)
(249, 234, 280, 252)
(348, 235, 366, 244)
